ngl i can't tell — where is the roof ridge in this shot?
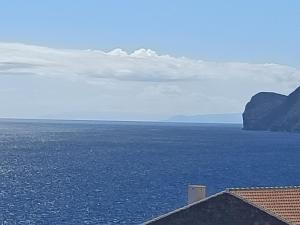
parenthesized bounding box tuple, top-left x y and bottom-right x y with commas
(227, 185, 300, 191)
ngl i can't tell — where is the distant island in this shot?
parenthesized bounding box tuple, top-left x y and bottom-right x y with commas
(243, 86, 300, 132)
(167, 113, 242, 124)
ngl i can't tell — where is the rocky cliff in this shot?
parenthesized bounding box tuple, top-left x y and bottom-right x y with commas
(243, 86, 300, 132)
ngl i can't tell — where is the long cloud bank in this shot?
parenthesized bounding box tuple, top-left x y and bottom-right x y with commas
(0, 42, 299, 85)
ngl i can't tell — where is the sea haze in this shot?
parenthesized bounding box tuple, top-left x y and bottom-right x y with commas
(0, 120, 299, 224)
(167, 113, 242, 124)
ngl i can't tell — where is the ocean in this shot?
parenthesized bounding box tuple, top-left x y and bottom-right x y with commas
(0, 120, 299, 225)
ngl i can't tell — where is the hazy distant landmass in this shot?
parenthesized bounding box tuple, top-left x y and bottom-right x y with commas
(167, 113, 242, 124)
(243, 86, 300, 132)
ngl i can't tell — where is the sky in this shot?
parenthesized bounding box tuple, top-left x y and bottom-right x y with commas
(0, 0, 299, 121)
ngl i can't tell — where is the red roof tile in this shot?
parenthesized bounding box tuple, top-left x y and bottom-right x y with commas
(228, 187, 300, 225)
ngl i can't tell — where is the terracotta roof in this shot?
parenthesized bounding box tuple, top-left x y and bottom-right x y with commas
(228, 186, 300, 225)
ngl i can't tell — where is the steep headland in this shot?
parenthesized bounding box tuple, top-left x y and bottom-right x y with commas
(243, 86, 300, 132)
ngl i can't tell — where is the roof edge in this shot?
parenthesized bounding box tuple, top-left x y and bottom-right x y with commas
(142, 191, 227, 225)
(227, 185, 300, 191)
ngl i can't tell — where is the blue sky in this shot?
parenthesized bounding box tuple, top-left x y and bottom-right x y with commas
(1, 0, 299, 65)
(0, 0, 299, 120)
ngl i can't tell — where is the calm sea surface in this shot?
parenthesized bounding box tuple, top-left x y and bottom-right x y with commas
(0, 120, 300, 224)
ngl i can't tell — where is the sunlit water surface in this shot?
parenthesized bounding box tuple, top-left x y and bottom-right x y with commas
(0, 120, 299, 224)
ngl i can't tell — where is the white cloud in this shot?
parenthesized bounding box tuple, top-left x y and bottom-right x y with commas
(0, 42, 299, 120)
(0, 42, 299, 84)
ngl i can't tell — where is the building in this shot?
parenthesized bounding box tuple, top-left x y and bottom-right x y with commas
(143, 185, 300, 225)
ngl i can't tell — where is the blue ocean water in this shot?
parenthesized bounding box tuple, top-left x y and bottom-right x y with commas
(0, 120, 300, 225)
